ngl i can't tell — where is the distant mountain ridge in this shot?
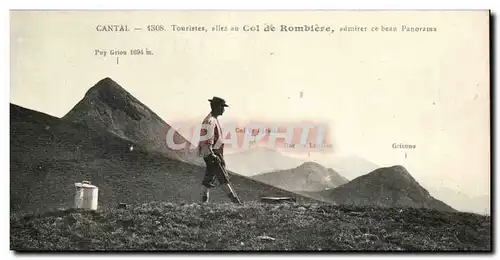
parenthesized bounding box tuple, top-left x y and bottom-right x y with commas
(427, 186, 490, 215)
(303, 165, 455, 212)
(251, 161, 349, 192)
(224, 147, 306, 176)
(326, 155, 379, 180)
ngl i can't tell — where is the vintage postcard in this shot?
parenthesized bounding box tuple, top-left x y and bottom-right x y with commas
(9, 10, 491, 252)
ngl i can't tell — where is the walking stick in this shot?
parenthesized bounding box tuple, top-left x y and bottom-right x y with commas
(215, 160, 243, 204)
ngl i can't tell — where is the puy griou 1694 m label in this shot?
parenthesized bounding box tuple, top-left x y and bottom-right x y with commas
(93, 48, 154, 57)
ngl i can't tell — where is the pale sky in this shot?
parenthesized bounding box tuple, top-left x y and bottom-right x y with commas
(10, 11, 490, 197)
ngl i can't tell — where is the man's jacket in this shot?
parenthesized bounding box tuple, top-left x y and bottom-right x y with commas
(198, 112, 224, 157)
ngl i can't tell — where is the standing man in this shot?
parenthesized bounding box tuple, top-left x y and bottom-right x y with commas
(198, 96, 242, 204)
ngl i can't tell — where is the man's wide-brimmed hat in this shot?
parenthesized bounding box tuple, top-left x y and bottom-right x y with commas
(208, 96, 229, 107)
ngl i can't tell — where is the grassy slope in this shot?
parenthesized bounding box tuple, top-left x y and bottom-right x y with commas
(10, 201, 491, 251)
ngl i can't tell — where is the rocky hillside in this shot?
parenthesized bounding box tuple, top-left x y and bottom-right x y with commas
(252, 162, 349, 192)
(61, 77, 201, 165)
(303, 165, 455, 212)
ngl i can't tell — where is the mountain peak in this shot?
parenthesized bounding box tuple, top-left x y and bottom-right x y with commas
(367, 165, 415, 184)
(94, 77, 120, 88)
(252, 160, 349, 192)
(85, 77, 127, 99)
(74, 77, 145, 121)
(297, 161, 326, 170)
(388, 164, 410, 172)
(62, 78, 197, 161)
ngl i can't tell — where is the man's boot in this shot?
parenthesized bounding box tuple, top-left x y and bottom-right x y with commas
(202, 187, 210, 203)
(202, 194, 209, 203)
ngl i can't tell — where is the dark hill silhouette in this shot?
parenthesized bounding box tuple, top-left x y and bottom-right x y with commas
(11, 103, 144, 164)
(10, 103, 315, 214)
(302, 165, 455, 212)
(251, 161, 349, 192)
(61, 77, 201, 164)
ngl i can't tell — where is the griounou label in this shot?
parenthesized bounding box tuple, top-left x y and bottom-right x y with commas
(392, 143, 416, 149)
